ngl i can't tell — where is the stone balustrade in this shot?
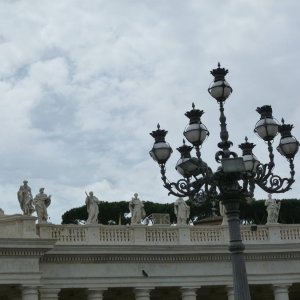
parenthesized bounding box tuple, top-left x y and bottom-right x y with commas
(36, 223, 300, 246)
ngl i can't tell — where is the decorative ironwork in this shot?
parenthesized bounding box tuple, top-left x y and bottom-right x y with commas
(149, 63, 298, 204)
(150, 63, 298, 300)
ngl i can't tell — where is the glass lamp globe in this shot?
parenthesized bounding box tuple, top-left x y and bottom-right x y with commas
(208, 80, 232, 102)
(254, 106, 279, 141)
(242, 154, 260, 173)
(208, 63, 232, 102)
(184, 123, 208, 146)
(277, 136, 299, 159)
(176, 157, 201, 177)
(239, 137, 259, 173)
(149, 124, 173, 165)
(254, 118, 279, 141)
(150, 142, 172, 164)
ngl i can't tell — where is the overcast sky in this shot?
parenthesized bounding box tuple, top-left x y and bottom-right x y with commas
(0, 0, 299, 224)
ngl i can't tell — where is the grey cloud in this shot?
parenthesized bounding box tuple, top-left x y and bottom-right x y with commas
(0, 1, 299, 223)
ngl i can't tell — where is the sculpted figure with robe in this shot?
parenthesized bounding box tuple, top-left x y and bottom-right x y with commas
(17, 180, 35, 216)
(129, 193, 146, 225)
(174, 197, 190, 225)
(265, 193, 281, 224)
(85, 191, 100, 224)
(34, 188, 51, 224)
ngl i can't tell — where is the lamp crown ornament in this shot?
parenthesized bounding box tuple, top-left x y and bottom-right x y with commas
(239, 137, 256, 155)
(208, 62, 232, 102)
(278, 119, 294, 138)
(150, 123, 168, 143)
(176, 139, 193, 158)
(256, 105, 273, 119)
(210, 62, 229, 82)
(184, 102, 205, 124)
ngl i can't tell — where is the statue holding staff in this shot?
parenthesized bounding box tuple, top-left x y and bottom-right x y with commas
(85, 191, 100, 224)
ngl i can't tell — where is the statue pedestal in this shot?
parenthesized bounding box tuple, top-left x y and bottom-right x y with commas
(0, 214, 38, 238)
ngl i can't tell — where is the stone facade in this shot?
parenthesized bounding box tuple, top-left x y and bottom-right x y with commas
(0, 215, 300, 299)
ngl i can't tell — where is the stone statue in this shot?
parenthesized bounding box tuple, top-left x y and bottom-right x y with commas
(265, 193, 281, 224)
(85, 191, 100, 224)
(174, 197, 190, 225)
(33, 188, 51, 224)
(129, 193, 146, 225)
(219, 201, 228, 225)
(17, 180, 35, 216)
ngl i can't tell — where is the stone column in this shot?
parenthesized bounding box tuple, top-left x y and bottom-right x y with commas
(134, 288, 153, 300)
(22, 286, 39, 300)
(226, 286, 234, 300)
(87, 289, 107, 300)
(39, 288, 61, 300)
(180, 287, 197, 300)
(273, 284, 291, 300)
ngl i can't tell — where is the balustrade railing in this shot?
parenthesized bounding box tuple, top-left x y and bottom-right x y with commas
(190, 227, 224, 243)
(36, 223, 300, 246)
(145, 227, 178, 244)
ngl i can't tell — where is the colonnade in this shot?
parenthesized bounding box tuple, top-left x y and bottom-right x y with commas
(11, 284, 292, 300)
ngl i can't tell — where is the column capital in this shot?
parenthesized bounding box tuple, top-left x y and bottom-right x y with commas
(273, 284, 291, 300)
(39, 288, 61, 300)
(273, 284, 292, 289)
(226, 285, 234, 300)
(86, 288, 107, 300)
(180, 287, 198, 300)
(134, 287, 154, 299)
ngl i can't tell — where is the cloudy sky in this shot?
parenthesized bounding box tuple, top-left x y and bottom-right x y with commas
(0, 0, 299, 223)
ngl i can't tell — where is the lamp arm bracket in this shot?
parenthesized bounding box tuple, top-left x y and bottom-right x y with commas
(159, 164, 209, 198)
(255, 162, 274, 182)
(159, 164, 194, 198)
(254, 158, 295, 193)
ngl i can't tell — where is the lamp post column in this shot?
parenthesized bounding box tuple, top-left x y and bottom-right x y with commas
(224, 198, 251, 300)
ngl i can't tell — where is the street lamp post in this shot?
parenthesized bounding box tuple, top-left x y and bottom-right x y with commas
(149, 64, 299, 300)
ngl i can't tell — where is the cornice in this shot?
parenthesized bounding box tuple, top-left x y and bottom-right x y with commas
(0, 238, 55, 257)
(40, 251, 300, 264)
(0, 248, 50, 257)
(0, 238, 56, 247)
(41, 253, 231, 263)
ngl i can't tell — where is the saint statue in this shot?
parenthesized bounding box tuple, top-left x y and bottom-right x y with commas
(129, 193, 146, 225)
(265, 193, 281, 224)
(174, 197, 190, 225)
(17, 180, 35, 216)
(33, 188, 51, 224)
(219, 201, 228, 225)
(85, 191, 100, 224)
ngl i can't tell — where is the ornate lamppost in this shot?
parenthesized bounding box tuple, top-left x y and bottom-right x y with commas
(149, 64, 299, 300)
